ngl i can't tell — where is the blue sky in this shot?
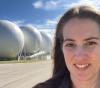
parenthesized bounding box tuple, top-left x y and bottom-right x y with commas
(0, 0, 100, 33)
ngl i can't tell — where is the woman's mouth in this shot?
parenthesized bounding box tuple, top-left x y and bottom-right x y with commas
(74, 64, 90, 70)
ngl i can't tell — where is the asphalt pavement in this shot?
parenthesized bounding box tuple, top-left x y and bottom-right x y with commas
(0, 60, 52, 88)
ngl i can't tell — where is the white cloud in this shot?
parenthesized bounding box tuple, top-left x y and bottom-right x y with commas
(32, 14, 61, 30)
(45, 17, 60, 29)
(34, 23, 55, 30)
(27, 23, 54, 38)
(46, 19, 57, 26)
(64, 0, 100, 9)
(12, 20, 25, 26)
(32, 0, 100, 10)
(39, 29, 54, 35)
(32, 0, 60, 10)
(25, 24, 38, 30)
(44, 1, 58, 10)
(32, 1, 43, 9)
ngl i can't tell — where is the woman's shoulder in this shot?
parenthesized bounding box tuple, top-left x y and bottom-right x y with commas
(32, 76, 71, 88)
(32, 72, 70, 88)
(32, 75, 63, 88)
(32, 82, 48, 88)
(32, 79, 57, 88)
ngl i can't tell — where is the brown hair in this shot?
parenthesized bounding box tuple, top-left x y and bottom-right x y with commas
(33, 5, 100, 88)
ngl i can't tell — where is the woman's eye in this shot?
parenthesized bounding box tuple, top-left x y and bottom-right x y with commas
(65, 43, 75, 47)
(85, 41, 97, 46)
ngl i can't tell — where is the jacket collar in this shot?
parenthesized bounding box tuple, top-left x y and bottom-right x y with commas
(59, 75, 72, 88)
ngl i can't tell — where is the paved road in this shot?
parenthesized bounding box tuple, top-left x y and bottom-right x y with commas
(0, 60, 52, 88)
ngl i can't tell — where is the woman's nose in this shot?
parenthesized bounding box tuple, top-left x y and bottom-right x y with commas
(74, 47, 87, 61)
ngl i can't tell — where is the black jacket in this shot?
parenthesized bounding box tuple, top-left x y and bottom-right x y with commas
(33, 71, 72, 88)
(59, 75, 72, 88)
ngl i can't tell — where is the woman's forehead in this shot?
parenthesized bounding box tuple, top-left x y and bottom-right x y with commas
(63, 18, 99, 28)
(62, 18, 100, 41)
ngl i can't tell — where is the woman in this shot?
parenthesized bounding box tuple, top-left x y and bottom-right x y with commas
(33, 5, 100, 88)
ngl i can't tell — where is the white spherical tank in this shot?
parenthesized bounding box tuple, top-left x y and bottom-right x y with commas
(20, 25, 42, 55)
(0, 20, 24, 58)
(40, 31, 52, 53)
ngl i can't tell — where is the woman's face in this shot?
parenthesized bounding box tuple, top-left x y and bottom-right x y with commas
(62, 18, 100, 81)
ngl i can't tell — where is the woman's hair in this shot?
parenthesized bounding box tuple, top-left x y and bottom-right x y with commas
(33, 5, 100, 88)
(53, 4, 100, 76)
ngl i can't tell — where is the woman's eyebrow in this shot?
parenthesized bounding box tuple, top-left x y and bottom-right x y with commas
(84, 37, 100, 41)
(63, 38, 75, 42)
(63, 37, 100, 42)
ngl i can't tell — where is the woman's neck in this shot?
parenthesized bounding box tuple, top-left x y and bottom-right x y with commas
(72, 80, 96, 88)
(71, 74, 99, 88)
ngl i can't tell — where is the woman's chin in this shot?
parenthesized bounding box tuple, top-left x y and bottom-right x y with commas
(72, 64, 95, 81)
